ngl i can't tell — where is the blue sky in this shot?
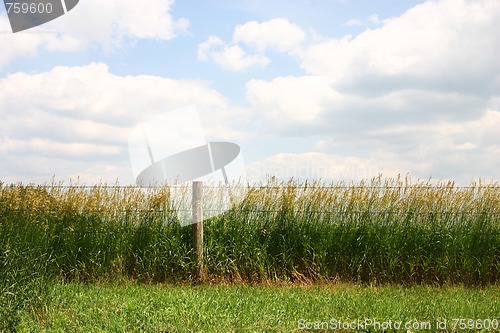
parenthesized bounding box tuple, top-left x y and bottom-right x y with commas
(0, 0, 499, 185)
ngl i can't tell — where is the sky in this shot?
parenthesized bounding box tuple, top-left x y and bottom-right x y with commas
(0, 0, 499, 186)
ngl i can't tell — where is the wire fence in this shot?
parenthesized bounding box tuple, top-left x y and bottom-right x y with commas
(4, 208, 500, 215)
(1, 182, 499, 216)
(1, 183, 499, 190)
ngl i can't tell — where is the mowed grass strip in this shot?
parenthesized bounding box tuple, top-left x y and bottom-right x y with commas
(19, 283, 500, 332)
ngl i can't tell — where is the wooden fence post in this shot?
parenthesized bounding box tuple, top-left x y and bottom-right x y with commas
(192, 181, 203, 280)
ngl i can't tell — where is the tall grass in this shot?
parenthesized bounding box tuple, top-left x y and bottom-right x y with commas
(210, 176, 499, 284)
(0, 186, 57, 331)
(0, 176, 498, 299)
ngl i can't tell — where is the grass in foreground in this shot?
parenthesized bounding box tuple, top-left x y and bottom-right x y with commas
(19, 282, 500, 332)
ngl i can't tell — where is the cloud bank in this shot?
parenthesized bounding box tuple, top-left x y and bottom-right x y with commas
(0, 63, 235, 183)
(0, 0, 188, 69)
(1, 0, 499, 185)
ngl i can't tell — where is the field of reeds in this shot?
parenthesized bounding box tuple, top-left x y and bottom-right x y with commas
(1, 176, 499, 329)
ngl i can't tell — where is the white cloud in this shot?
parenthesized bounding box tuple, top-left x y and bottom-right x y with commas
(244, 72, 499, 183)
(345, 14, 380, 28)
(246, 152, 383, 183)
(301, 0, 500, 94)
(368, 13, 380, 25)
(198, 37, 270, 71)
(242, 0, 500, 184)
(197, 36, 224, 61)
(0, 138, 120, 157)
(233, 18, 305, 53)
(0, 63, 241, 184)
(246, 75, 338, 126)
(246, 76, 487, 136)
(243, 0, 500, 134)
(0, 17, 60, 68)
(197, 18, 305, 71)
(0, 0, 188, 68)
(345, 19, 362, 27)
(247, 109, 500, 184)
(372, 109, 500, 182)
(2, 0, 499, 185)
(52, 0, 188, 48)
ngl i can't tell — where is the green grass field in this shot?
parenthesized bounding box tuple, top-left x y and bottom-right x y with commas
(16, 283, 500, 332)
(1, 176, 499, 331)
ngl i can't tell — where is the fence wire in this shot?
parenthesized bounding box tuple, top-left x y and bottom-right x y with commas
(1, 183, 498, 216)
(1, 182, 499, 190)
